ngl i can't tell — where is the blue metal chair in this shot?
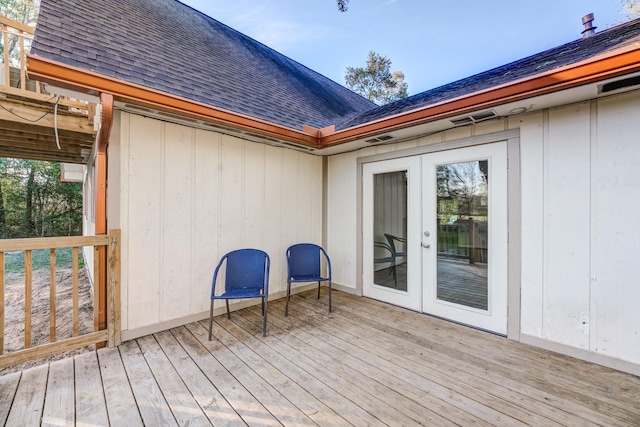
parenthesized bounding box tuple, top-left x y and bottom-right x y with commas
(286, 243, 332, 316)
(209, 249, 270, 338)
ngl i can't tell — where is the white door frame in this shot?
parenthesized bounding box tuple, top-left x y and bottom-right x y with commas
(356, 129, 521, 339)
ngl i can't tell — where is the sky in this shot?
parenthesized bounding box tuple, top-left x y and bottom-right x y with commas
(179, 0, 630, 96)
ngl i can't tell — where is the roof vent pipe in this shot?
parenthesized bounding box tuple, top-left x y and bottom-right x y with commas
(581, 13, 597, 38)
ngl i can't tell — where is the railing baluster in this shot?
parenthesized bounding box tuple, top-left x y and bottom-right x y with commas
(94, 246, 100, 332)
(19, 29, 25, 91)
(2, 26, 9, 88)
(0, 232, 120, 369)
(72, 247, 79, 337)
(49, 248, 56, 342)
(25, 250, 32, 349)
(0, 251, 4, 355)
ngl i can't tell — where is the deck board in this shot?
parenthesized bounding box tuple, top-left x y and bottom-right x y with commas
(74, 351, 110, 426)
(42, 357, 74, 427)
(0, 371, 21, 425)
(1, 290, 639, 426)
(332, 291, 640, 426)
(6, 364, 48, 427)
(97, 347, 143, 426)
(154, 330, 245, 427)
(119, 339, 178, 426)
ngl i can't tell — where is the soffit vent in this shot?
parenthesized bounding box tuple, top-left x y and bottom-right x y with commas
(450, 110, 497, 125)
(599, 75, 640, 94)
(365, 134, 394, 143)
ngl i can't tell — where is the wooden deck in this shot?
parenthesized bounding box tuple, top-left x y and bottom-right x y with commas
(1, 290, 639, 426)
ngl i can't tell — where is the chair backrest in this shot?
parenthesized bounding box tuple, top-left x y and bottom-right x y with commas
(286, 243, 331, 279)
(212, 249, 270, 297)
(374, 241, 395, 263)
(384, 233, 407, 256)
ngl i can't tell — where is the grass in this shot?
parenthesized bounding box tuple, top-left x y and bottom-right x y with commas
(4, 247, 85, 273)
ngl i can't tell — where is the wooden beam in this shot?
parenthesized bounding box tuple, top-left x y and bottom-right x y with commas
(0, 16, 35, 35)
(0, 331, 108, 369)
(0, 149, 85, 164)
(0, 235, 108, 251)
(0, 99, 94, 133)
(0, 139, 91, 155)
(0, 86, 90, 109)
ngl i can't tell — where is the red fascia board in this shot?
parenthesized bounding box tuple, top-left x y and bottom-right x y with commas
(26, 55, 320, 147)
(318, 46, 640, 147)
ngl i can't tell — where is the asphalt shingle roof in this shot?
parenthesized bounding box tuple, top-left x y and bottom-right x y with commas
(337, 18, 640, 130)
(31, 1, 640, 134)
(31, 0, 376, 131)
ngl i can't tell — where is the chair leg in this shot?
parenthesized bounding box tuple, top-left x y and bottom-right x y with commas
(285, 282, 291, 317)
(208, 300, 214, 341)
(328, 281, 332, 313)
(225, 299, 230, 319)
(317, 281, 321, 299)
(262, 296, 268, 337)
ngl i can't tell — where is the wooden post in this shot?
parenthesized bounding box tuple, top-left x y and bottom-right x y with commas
(107, 229, 121, 347)
(95, 93, 113, 348)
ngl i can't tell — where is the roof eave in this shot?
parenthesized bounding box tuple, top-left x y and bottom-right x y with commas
(26, 55, 321, 148)
(318, 44, 640, 147)
(28, 44, 640, 151)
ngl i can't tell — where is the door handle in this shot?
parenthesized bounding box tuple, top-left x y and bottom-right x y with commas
(421, 242, 430, 249)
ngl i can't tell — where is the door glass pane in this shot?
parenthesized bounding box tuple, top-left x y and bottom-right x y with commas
(373, 171, 408, 291)
(436, 160, 489, 310)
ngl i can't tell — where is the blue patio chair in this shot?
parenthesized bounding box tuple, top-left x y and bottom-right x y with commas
(285, 243, 332, 316)
(209, 249, 270, 338)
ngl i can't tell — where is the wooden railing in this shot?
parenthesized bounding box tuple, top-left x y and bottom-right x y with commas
(0, 15, 89, 110)
(0, 230, 121, 369)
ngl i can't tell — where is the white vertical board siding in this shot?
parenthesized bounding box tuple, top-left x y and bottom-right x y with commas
(116, 112, 322, 333)
(264, 145, 284, 292)
(191, 129, 221, 315)
(512, 112, 544, 337)
(545, 104, 591, 348)
(593, 92, 640, 362)
(126, 114, 163, 329)
(327, 148, 375, 289)
(161, 123, 194, 320)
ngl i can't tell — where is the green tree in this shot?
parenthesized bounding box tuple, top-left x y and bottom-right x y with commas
(0, 0, 39, 24)
(345, 51, 408, 105)
(337, 0, 349, 12)
(0, 0, 40, 66)
(620, 0, 640, 17)
(0, 158, 82, 238)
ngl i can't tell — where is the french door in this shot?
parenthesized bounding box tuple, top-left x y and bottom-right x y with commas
(363, 142, 508, 334)
(362, 157, 421, 311)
